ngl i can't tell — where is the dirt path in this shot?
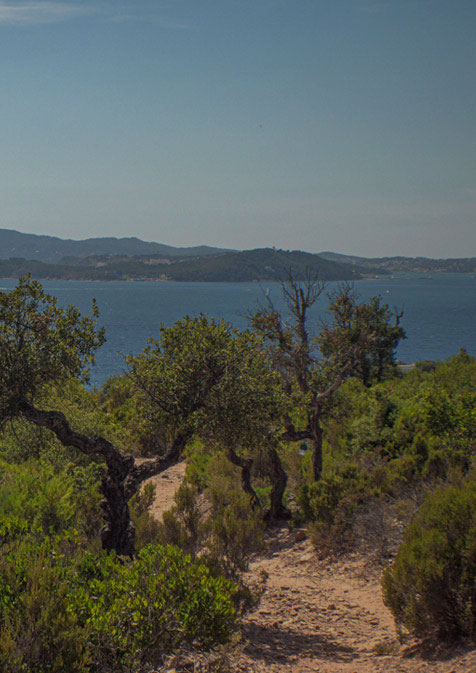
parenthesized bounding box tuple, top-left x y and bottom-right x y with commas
(144, 461, 187, 520)
(146, 464, 476, 673)
(230, 530, 476, 673)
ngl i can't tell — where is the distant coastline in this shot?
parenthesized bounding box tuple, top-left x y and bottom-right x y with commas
(0, 228, 475, 282)
(0, 249, 376, 283)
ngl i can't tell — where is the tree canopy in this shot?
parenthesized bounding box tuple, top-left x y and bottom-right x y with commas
(249, 274, 406, 479)
(0, 282, 286, 553)
(318, 284, 405, 386)
(0, 276, 104, 422)
(126, 316, 284, 512)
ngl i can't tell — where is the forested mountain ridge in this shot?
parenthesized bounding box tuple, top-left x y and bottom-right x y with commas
(156, 248, 379, 281)
(0, 228, 233, 263)
(0, 247, 383, 281)
(1, 229, 474, 273)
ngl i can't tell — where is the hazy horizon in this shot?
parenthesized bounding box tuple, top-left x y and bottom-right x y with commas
(1, 1, 475, 258)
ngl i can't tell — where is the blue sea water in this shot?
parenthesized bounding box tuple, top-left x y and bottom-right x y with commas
(1, 274, 474, 387)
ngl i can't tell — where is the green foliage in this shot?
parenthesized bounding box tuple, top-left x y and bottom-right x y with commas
(0, 535, 238, 673)
(415, 359, 436, 373)
(204, 459, 265, 581)
(325, 352, 476, 485)
(0, 379, 132, 471)
(0, 460, 101, 544)
(127, 315, 240, 440)
(304, 465, 367, 524)
(42, 379, 134, 457)
(129, 482, 161, 550)
(70, 544, 237, 671)
(0, 277, 104, 421)
(125, 315, 283, 458)
(274, 350, 476, 559)
(383, 482, 476, 640)
(98, 374, 156, 455)
(297, 464, 370, 554)
(317, 287, 405, 386)
(0, 533, 92, 673)
(158, 480, 206, 559)
(184, 440, 214, 489)
(159, 458, 264, 584)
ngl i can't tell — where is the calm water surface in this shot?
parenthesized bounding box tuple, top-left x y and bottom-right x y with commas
(1, 274, 474, 386)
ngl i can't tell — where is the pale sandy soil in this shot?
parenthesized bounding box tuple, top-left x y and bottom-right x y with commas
(146, 462, 476, 673)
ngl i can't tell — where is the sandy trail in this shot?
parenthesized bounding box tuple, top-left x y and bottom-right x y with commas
(146, 463, 476, 673)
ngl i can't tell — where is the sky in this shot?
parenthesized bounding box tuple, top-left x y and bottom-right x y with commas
(0, 0, 475, 257)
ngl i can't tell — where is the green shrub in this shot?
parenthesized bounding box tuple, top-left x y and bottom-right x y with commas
(0, 460, 100, 542)
(382, 482, 476, 640)
(159, 460, 264, 585)
(296, 464, 376, 556)
(71, 544, 238, 672)
(129, 482, 160, 550)
(298, 464, 367, 521)
(157, 480, 206, 558)
(0, 534, 91, 673)
(415, 360, 436, 373)
(184, 440, 214, 489)
(0, 535, 238, 673)
(204, 485, 264, 583)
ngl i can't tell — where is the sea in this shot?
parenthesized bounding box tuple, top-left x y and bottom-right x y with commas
(1, 274, 475, 387)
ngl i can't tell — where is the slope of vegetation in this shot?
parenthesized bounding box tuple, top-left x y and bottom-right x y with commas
(0, 228, 232, 263)
(0, 276, 475, 670)
(0, 248, 384, 282)
(320, 251, 476, 273)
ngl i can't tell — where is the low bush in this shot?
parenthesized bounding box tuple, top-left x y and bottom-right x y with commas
(158, 480, 206, 558)
(159, 459, 264, 583)
(0, 460, 101, 543)
(0, 533, 91, 673)
(297, 464, 370, 555)
(72, 544, 238, 672)
(129, 482, 161, 550)
(0, 535, 238, 673)
(204, 474, 265, 582)
(382, 482, 476, 640)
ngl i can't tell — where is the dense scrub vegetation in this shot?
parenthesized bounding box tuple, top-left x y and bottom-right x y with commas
(0, 276, 475, 669)
(0, 384, 243, 671)
(382, 482, 476, 641)
(0, 248, 374, 282)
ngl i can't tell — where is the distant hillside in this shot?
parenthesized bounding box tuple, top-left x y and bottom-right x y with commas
(163, 248, 372, 281)
(0, 248, 379, 282)
(319, 252, 476, 273)
(0, 228, 233, 263)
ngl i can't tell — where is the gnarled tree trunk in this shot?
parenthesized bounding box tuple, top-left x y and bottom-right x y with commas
(266, 443, 291, 521)
(226, 446, 261, 511)
(310, 416, 324, 482)
(18, 400, 187, 557)
(100, 454, 136, 557)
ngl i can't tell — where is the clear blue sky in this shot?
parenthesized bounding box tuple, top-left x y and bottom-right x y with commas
(0, 0, 475, 257)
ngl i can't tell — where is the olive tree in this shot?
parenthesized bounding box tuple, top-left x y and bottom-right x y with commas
(318, 284, 405, 387)
(126, 316, 286, 519)
(0, 280, 244, 556)
(0, 279, 289, 556)
(250, 273, 405, 481)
